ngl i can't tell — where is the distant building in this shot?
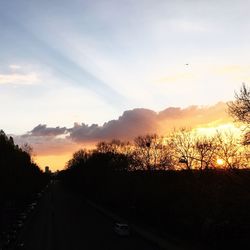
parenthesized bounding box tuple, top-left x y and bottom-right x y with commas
(45, 166, 51, 174)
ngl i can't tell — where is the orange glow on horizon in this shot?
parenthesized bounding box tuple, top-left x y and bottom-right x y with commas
(34, 122, 244, 172)
(194, 122, 242, 137)
(33, 143, 96, 172)
(35, 154, 73, 172)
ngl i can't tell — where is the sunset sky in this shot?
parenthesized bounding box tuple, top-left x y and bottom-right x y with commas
(1, 0, 250, 170)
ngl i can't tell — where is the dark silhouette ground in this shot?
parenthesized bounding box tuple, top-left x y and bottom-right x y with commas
(19, 180, 160, 250)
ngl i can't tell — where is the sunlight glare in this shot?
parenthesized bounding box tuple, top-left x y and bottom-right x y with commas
(216, 158, 224, 166)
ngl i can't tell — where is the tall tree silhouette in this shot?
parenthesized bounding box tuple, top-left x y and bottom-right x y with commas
(0, 130, 46, 207)
(228, 83, 250, 144)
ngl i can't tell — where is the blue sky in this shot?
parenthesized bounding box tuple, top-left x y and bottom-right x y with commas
(1, 0, 250, 135)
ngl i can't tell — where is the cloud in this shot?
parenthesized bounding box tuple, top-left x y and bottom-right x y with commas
(156, 72, 195, 84)
(169, 19, 208, 33)
(0, 72, 39, 85)
(14, 134, 78, 157)
(158, 102, 231, 131)
(9, 64, 21, 70)
(68, 108, 158, 142)
(16, 102, 231, 156)
(68, 102, 231, 143)
(26, 124, 67, 137)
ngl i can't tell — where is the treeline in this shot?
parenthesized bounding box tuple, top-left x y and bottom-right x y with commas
(68, 129, 248, 172)
(0, 130, 48, 214)
(60, 129, 250, 248)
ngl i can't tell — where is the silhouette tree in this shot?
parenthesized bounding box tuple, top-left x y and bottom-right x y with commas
(153, 138, 176, 170)
(0, 129, 47, 229)
(96, 139, 127, 155)
(170, 128, 196, 169)
(134, 134, 156, 170)
(228, 83, 250, 124)
(215, 131, 242, 169)
(95, 140, 131, 171)
(96, 141, 112, 154)
(21, 143, 33, 155)
(228, 83, 250, 144)
(67, 149, 89, 169)
(195, 135, 218, 170)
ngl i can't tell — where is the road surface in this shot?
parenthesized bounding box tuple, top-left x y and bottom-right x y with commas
(19, 181, 160, 250)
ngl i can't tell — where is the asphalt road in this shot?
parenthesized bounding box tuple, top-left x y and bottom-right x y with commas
(19, 181, 160, 250)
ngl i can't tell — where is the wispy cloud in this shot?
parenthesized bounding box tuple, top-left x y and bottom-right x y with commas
(9, 64, 21, 70)
(0, 10, 127, 106)
(168, 19, 209, 33)
(156, 72, 195, 84)
(0, 72, 39, 85)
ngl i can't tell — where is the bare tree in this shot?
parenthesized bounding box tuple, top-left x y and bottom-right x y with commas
(170, 128, 197, 170)
(215, 131, 242, 169)
(96, 141, 112, 153)
(157, 139, 176, 170)
(194, 135, 218, 170)
(243, 131, 250, 145)
(228, 83, 250, 145)
(96, 139, 128, 154)
(134, 134, 156, 170)
(133, 134, 175, 170)
(228, 83, 250, 125)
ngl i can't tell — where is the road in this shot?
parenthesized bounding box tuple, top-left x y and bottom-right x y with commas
(19, 181, 160, 250)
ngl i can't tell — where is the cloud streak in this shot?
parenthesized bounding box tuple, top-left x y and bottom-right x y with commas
(0, 72, 39, 85)
(9, 64, 21, 70)
(0, 10, 127, 106)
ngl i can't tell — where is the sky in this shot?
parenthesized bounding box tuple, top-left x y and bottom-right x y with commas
(1, 0, 250, 170)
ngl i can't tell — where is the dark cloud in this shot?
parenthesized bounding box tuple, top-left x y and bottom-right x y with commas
(68, 108, 158, 142)
(26, 124, 67, 137)
(68, 102, 230, 142)
(13, 134, 78, 156)
(16, 102, 231, 154)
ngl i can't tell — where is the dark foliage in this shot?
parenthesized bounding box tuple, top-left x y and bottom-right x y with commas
(0, 130, 48, 232)
(60, 148, 250, 248)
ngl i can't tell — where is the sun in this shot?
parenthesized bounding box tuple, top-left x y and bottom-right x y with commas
(216, 158, 224, 166)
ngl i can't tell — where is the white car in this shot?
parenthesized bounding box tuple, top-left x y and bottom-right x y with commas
(114, 223, 130, 236)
